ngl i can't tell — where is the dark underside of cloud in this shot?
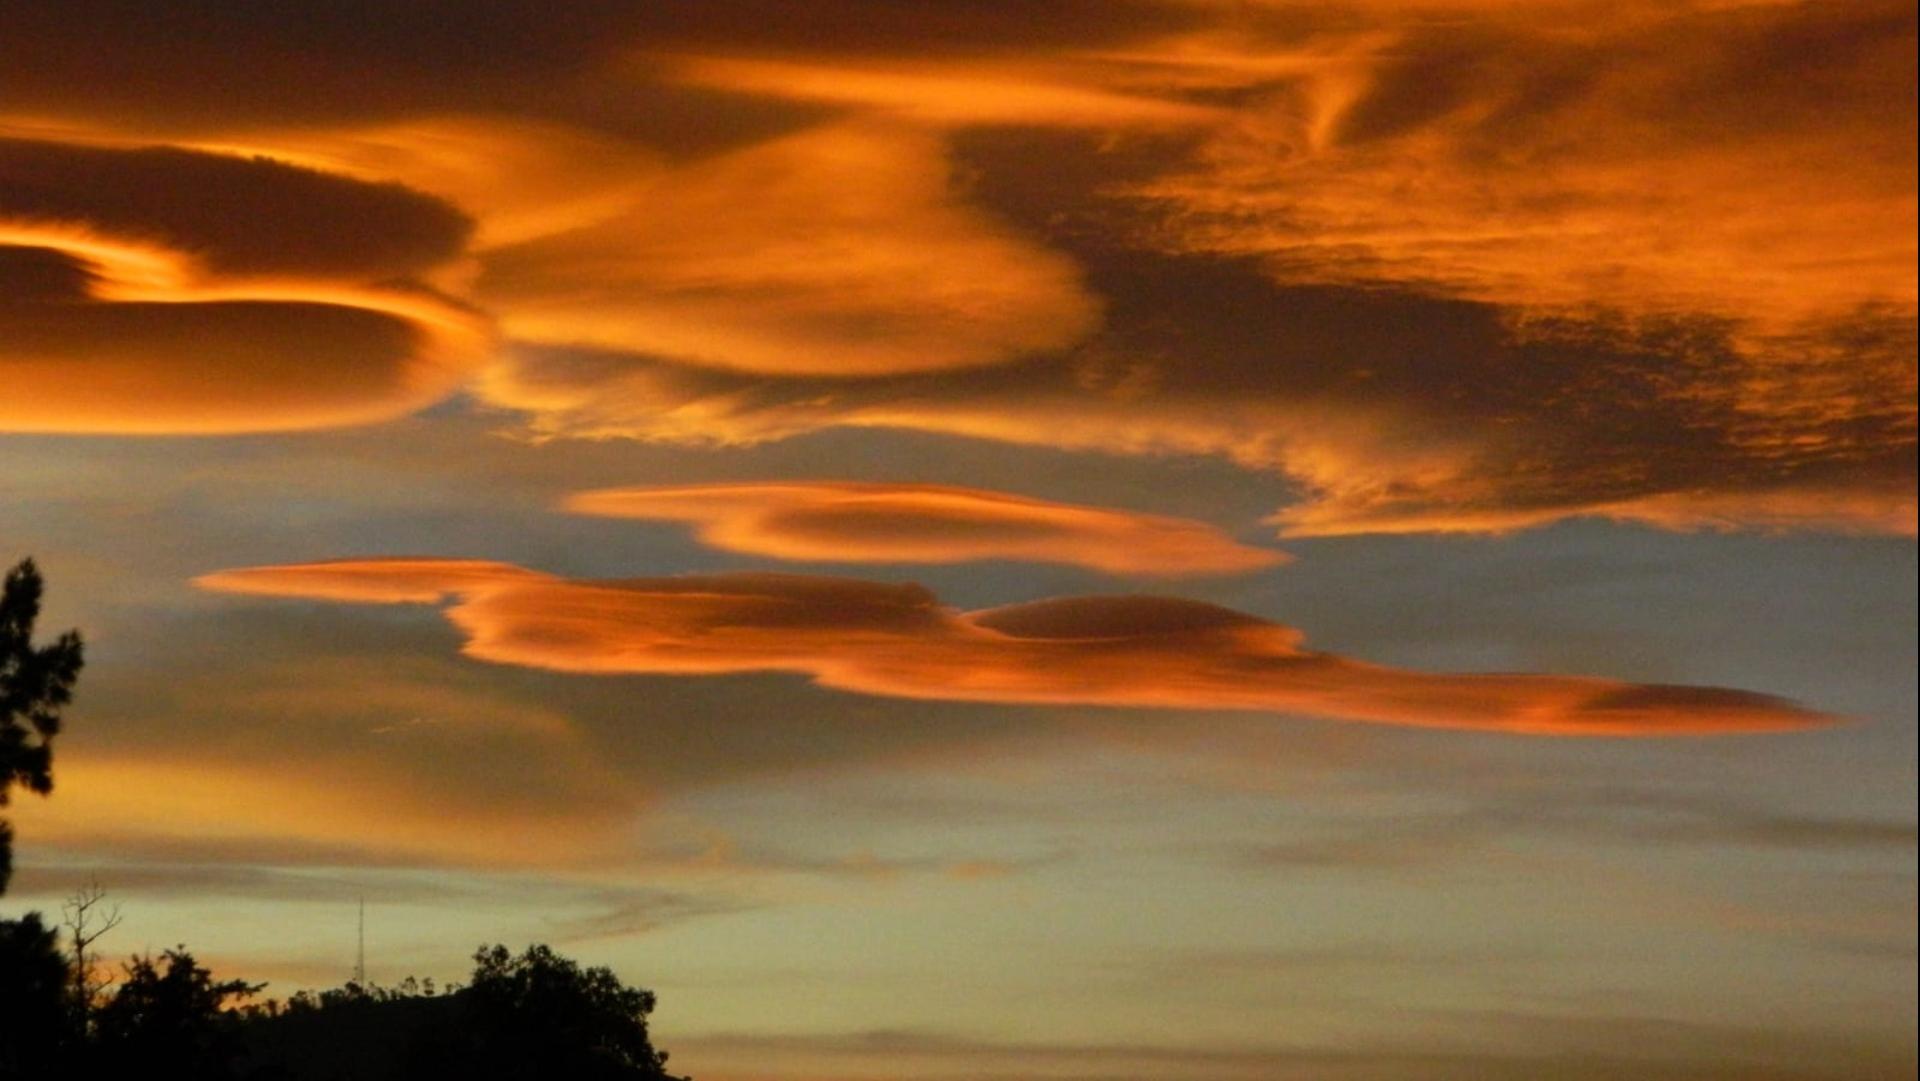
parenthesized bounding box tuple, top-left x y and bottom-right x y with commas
(1, 138, 489, 432)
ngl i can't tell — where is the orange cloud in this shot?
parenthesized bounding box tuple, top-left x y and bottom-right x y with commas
(132, 116, 1090, 387)
(195, 559, 1830, 737)
(0, 1, 1203, 132)
(664, 55, 1217, 128)
(478, 0, 1912, 538)
(6, 117, 1101, 381)
(194, 558, 550, 604)
(2, 2, 1908, 540)
(169, 117, 666, 250)
(0, 138, 490, 433)
(1128, 1, 1917, 330)
(564, 481, 1286, 575)
(475, 122, 1099, 377)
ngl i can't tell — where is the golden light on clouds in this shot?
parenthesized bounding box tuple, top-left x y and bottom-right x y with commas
(2, 5, 1913, 1072)
(477, 122, 1100, 377)
(665, 54, 1219, 128)
(2, 0, 1909, 536)
(196, 559, 1831, 737)
(565, 481, 1286, 575)
(193, 117, 667, 250)
(1129, 1, 1918, 327)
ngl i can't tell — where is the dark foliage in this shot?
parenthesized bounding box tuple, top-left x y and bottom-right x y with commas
(2, 926, 688, 1080)
(451, 943, 682, 1079)
(0, 912, 81, 1078)
(240, 945, 687, 1080)
(88, 948, 264, 1078)
(239, 983, 465, 1081)
(0, 557, 84, 896)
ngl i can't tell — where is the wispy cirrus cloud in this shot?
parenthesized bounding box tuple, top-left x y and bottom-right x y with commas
(1128, 0, 1917, 328)
(1234, 793, 1920, 875)
(195, 558, 1830, 736)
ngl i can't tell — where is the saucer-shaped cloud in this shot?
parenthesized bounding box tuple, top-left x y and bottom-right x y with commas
(0, 137, 489, 433)
(564, 481, 1286, 576)
(0, 136, 471, 277)
(196, 558, 1831, 737)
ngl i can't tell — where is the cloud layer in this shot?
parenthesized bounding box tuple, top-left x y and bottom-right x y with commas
(2, 0, 1910, 532)
(196, 559, 1830, 736)
(564, 481, 1285, 575)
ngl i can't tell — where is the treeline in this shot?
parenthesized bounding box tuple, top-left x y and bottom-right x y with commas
(1, 917, 688, 1080)
(1, 560, 688, 1079)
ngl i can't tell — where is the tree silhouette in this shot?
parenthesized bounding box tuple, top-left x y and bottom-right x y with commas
(0, 557, 85, 896)
(0, 912, 81, 1078)
(449, 943, 685, 1079)
(62, 879, 124, 1018)
(90, 947, 264, 1078)
(240, 943, 688, 1079)
(0, 560, 697, 1078)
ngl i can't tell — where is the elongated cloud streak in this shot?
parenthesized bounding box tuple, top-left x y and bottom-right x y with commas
(666, 55, 1217, 128)
(564, 482, 1286, 575)
(196, 559, 1830, 737)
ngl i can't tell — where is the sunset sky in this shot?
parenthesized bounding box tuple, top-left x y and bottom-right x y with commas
(2, 1, 1915, 1077)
